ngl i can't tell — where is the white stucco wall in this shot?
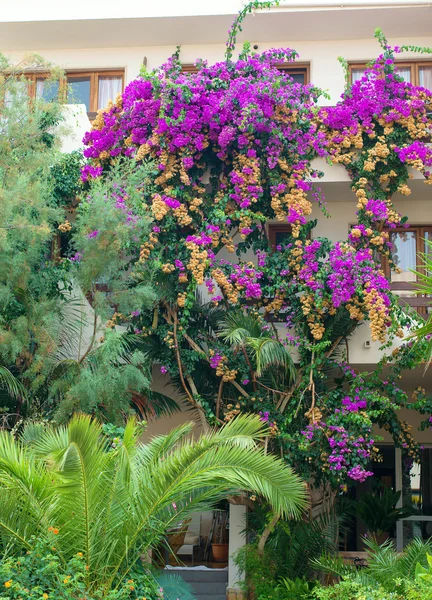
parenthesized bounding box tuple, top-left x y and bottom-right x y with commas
(5, 36, 432, 105)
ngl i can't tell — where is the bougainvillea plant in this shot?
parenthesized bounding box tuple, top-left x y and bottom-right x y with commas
(75, 0, 432, 504)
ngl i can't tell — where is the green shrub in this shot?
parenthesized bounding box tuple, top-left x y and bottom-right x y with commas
(415, 552, 432, 584)
(0, 538, 161, 599)
(50, 149, 84, 207)
(234, 545, 316, 600)
(312, 579, 432, 600)
(312, 538, 432, 600)
(274, 576, 317, 599)
(356, 487, 412, 536)
(234, 543, 279, 599)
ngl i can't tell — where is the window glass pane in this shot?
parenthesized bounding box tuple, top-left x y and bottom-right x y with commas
(351, 69, 364, 83)
(401, 449, 432, 547)
(98, 76, 123, 109)
(419, 66, 432, 90)
(395, 67, 411, 82)
(275, 231, 291, 246)
(288, 72, 305, 85)
(67, 76, 91, 111)
(36, 78, 59, 102)
(389, 231, 417, 282)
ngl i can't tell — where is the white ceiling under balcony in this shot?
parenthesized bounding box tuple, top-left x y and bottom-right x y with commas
(1, 3, 431, 50)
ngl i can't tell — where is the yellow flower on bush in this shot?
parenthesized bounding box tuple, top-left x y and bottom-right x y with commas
(43, 594, 49, 599)
(4, 580, 12, 588)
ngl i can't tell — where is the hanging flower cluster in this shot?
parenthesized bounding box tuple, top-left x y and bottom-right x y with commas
(299, 419, 377, 484)
(79, 22, 432, 489)
(80, 36, 432, 346)
(318, 32, 432, 274)
(83, 48, 327, 249)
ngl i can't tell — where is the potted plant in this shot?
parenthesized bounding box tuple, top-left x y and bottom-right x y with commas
(211, 510, 229, 562)
(357, 487, 412, 544)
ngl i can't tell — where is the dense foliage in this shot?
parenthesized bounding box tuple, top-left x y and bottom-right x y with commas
(311, 537, 432, 600)
(235, 531, 432, 599)
(77, 19, 432, 497)
(0, 539, 162, 599)
(0, 414, 304, 597)
(50, 149, 85, 208)
(0, 68, 171, 425)
(1, 0, 432, 505)
(0, 54, 72, 423)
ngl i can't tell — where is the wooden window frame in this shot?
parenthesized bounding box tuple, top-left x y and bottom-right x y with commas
(268, 224, 293, 249)
(349, 60, 432, 86)
(275, 62, 310, 84)
(181, 62, 310, 84)
(12, 69, 125, 120)
(67, 70, 125, 120)
(268, 224, 311, 250)
(382, 225, 432, 314)
(181, 64, 199, 73)
(267, 223, 312, 250)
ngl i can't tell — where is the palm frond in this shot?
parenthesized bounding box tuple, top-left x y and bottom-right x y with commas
(0, 366, 27, 401)
(155, 572, 197, 600)
(394, 537, 432, 578)
(135, 421, 194, 468)
(0, 413, 306, 594)
(132, 390, 181, 419)
(193, 300, 228, 333)
(362, 537, 399, 585)
(0, 431, 51, 552)
(407, 315, 432, 371)
(219, 310, 264, 344)
(311, 552, 356, 579)
(247, 337, 296, 380)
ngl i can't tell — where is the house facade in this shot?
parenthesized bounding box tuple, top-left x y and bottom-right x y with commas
(3, 0, 432, 595)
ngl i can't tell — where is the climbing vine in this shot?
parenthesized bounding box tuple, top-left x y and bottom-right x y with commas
(75, 5, 432, 491)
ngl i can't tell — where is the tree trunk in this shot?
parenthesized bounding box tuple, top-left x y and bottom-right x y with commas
(257, 513, 279, 555)
(307, 481, 337, 521)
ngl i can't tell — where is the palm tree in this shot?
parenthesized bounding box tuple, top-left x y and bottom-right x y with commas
(219, 310, 296, 387)
(0, 413, 306, 596)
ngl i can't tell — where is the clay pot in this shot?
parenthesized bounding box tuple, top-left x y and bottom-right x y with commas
(212, 543, 229, 562)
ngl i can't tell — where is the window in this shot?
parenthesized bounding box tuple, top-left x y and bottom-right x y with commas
(181, 63, 310, 84)
(383, 225, 432, 314)
(349, 61, 432, 87)
(396, 446, 432, 550)
(9, 70, 124, 119)
(65, 71, 124, 117)
(268, 224, 293, 249)
(181, 64, 199, 73)
(275, 63, 310, 84)
(268, 223, 312, 250)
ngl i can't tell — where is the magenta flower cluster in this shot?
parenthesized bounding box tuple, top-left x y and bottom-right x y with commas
(301, 420, 375, 483)
(78, 39, 432, 490)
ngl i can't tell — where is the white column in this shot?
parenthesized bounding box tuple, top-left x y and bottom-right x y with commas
(228, 503, 246, 592)
(395, 447, 403, 551)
